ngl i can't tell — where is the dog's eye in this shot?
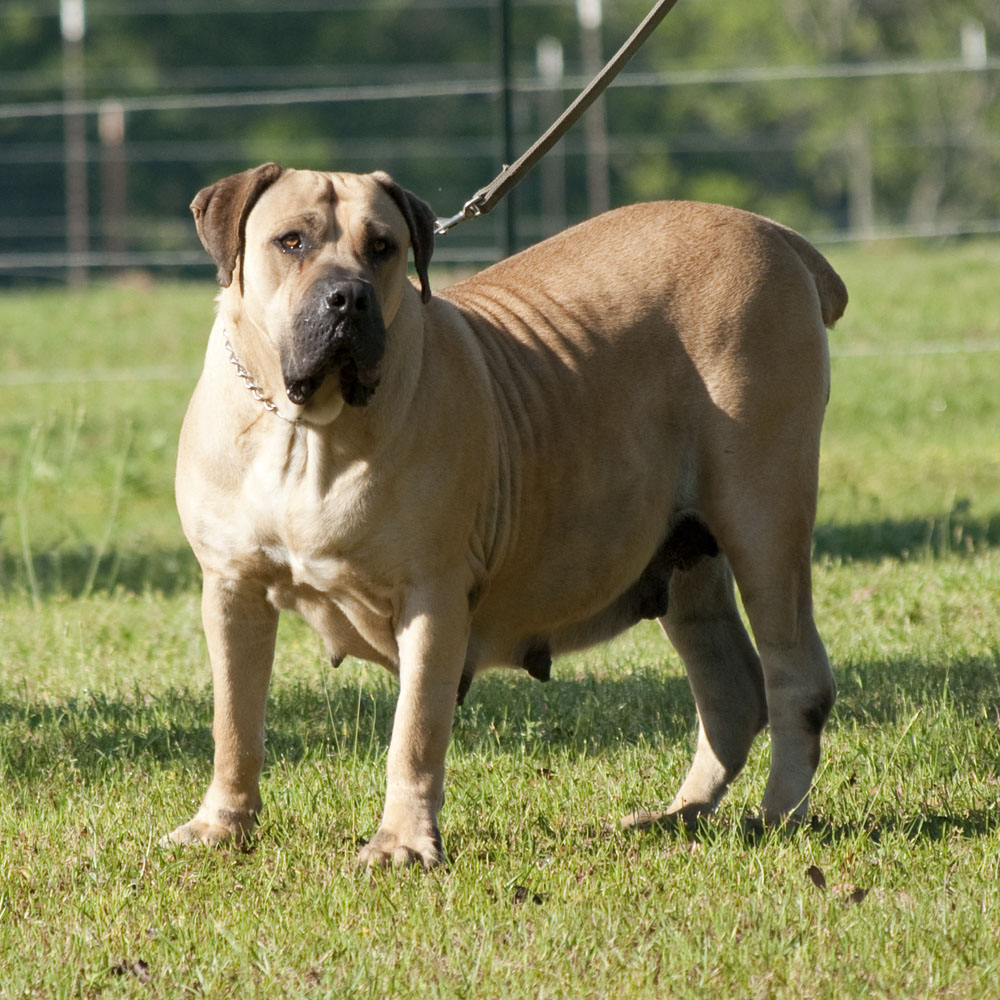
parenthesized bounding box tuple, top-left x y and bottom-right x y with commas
(369, 235, 395, 259)
(277, 232, 304, 252)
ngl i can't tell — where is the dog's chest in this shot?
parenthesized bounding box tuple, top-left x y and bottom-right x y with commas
(241, 449, 358, 573)
(236, 446, 399, 661)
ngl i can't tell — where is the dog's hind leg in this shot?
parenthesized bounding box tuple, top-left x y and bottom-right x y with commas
(721, 499, 835, 823)
(622, 554, 766, 828)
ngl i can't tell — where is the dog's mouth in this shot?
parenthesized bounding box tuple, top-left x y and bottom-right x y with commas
(285, 374, 322, 407)
(338, 355, 382, 407)
(285, 350, 381, 408)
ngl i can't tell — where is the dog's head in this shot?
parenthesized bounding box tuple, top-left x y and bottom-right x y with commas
(191, 164, 436, 410)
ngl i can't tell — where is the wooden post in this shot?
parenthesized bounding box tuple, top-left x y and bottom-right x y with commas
(61, 0, 89, 287)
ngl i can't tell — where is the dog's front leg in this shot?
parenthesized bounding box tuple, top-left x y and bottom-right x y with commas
(358, 591, 468, 870)
(162, 573, 278, 847)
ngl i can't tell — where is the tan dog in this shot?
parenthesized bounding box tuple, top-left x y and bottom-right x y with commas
(167, 163, 847, 868)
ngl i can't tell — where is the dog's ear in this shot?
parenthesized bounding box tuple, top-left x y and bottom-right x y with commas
(372, 173, 436, 304)
(191, 163, 284, 290)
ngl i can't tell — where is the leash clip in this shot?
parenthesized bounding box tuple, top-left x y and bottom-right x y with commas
(434, 194, 486, 236)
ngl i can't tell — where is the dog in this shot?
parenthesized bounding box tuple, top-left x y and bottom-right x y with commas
(165, 163, 847, 868)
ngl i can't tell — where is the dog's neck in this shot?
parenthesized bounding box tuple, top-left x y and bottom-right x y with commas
(222, 327, 302, 425)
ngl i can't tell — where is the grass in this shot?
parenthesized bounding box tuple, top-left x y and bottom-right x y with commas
(1, 239, 999, 998)
(0, 280, 207, 598)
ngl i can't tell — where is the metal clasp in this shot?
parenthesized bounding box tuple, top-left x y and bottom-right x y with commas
(434, 195, 486, 236)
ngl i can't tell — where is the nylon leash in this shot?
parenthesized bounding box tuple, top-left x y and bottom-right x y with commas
(434, 0, 682, 235)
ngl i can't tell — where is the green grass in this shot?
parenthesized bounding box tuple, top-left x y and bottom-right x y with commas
(0, 281, 208, 598)
(1, 240, 999, 998)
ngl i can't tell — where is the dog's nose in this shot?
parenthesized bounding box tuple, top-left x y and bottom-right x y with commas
(326, 280, 370, 318)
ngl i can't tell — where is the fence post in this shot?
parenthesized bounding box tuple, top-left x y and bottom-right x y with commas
(61, 0, 89, 287)
(498, 0, 517, 256)
(99, 100, 127, 267)
(576, 0, 610, 217)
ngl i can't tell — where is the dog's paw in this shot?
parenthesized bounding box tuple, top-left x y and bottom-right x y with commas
(159, 808, 256, 849)
(620, 802, 713, 831)
(357, 824, 444, 870)
(620, 807, 675, 831)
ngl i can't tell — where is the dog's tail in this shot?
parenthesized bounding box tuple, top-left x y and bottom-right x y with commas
(773, 223, 848, 328)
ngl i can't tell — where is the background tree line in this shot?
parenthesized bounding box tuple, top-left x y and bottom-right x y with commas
(1, 0, 997, 281)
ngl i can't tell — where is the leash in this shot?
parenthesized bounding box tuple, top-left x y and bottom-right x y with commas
(435, 0, 682, 236)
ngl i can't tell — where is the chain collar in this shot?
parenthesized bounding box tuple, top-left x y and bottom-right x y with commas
(223, 330, 300, 424)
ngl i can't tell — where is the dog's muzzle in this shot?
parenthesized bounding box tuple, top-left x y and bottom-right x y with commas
(283, 272, 386, 408)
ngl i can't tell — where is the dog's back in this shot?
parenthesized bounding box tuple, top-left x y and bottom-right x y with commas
(444, 200, 846, 334)
(437, 201, 845, 670)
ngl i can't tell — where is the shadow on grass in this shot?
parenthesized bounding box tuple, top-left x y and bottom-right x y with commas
(628, 806, 1000, 854)
(0, 669, 696, 781)
(2, 652, 997, 776)
(830, 654, 1000, 727)
(3, 655, 998, 852)
(810, 809, 1000, 844)
(813, 510, 1000, 561)
(0, 688, 216, 780)
(0, 546, 201, 598)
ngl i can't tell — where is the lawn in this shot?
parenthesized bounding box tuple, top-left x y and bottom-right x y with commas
(1, 238, 999, 998)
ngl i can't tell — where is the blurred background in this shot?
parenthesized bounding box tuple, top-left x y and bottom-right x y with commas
(1, 0, 998, 285)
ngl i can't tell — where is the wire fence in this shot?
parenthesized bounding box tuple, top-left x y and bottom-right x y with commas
(6, 54, 998, 122)
(2, 1, 998, 282)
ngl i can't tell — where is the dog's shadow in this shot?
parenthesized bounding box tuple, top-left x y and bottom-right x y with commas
(2, 653, 997, 845)
(2, 652, 997, 767)
(0, 662, 690, 776)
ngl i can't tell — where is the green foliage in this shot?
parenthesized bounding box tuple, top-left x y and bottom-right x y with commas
(1, 0, 998, 265)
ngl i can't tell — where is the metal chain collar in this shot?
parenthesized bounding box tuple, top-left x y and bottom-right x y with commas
(223, 330, 299, 424)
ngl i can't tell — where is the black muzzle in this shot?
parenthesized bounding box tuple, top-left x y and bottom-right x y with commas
(283, 271, 386, 407)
